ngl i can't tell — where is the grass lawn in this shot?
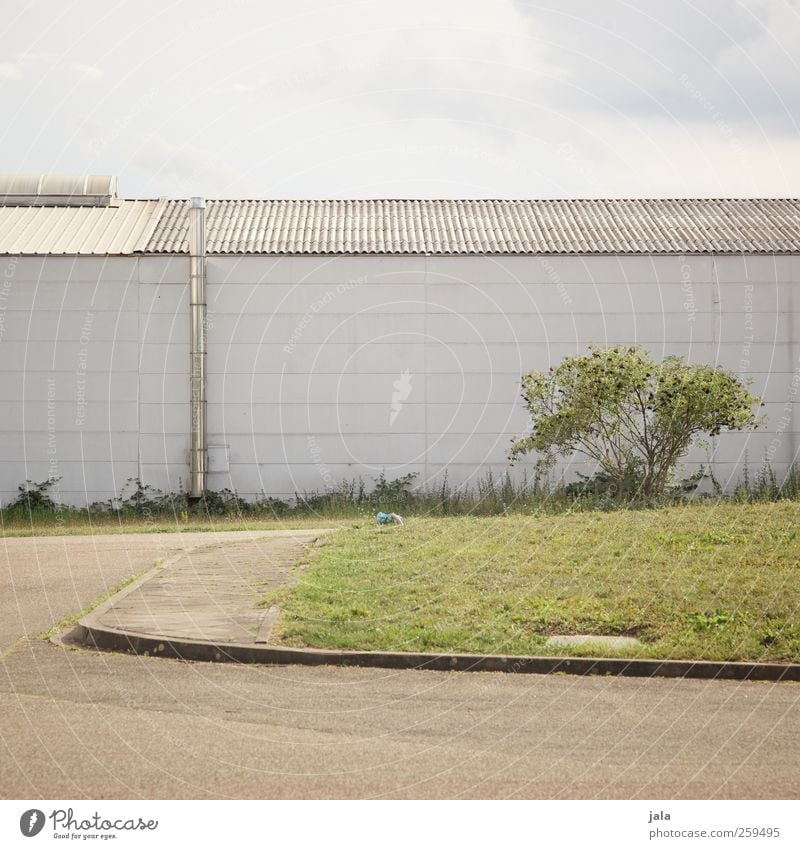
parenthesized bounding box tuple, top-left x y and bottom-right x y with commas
(266, 502, 800, 662)
(0, 514, 348, 537)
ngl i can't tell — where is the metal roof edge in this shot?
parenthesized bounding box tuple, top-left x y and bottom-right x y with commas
(151, 196, 800, 204)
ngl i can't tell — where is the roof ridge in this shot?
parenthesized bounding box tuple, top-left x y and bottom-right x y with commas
(153, 196, 800, 203)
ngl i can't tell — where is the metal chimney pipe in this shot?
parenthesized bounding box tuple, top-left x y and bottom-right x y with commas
(188, 197, 207, 499)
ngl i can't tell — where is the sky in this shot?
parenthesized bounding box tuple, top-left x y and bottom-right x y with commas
(1, 0, 799, 198)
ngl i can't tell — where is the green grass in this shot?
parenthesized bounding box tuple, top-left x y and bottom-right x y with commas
(0, 512, 350, 538)
(266, 502, 800, 663)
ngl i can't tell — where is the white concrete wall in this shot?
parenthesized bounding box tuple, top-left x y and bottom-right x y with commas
(0, 256, 142, 505)
(0, 253, 797, 504)
(202, 254, 800, 499)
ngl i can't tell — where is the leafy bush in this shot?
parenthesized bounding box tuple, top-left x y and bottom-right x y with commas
(371, 471, 418, 505)
(510, 345, 762, 498)
(8, 477, 61, 512)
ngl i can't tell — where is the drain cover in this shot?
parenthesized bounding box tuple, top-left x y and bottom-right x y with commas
(546, 634, 641, 649)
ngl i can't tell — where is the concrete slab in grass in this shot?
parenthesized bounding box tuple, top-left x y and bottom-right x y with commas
(546, 634, 641, 650)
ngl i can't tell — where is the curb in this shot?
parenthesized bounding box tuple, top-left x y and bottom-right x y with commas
(67, 616, 800, 683)
(60, 534, 800, 683)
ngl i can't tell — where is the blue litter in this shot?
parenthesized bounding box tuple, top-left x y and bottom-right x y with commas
(376, 511, 404, 525)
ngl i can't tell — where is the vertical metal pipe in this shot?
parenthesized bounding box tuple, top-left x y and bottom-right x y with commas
(189, 197, 207, 499)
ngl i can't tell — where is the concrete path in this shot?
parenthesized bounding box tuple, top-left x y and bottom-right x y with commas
(92, 530, 329, 644)
(0, 530, 305, 655)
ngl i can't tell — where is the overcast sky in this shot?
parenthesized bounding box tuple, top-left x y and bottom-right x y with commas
(1, 0, 798, 198)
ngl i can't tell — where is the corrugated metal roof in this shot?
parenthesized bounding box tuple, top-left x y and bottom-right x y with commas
(144, 198, 800, 255)
(0, 174, 118, 206)
(1, 197, 799, 256)
(0, 200, 158, 255)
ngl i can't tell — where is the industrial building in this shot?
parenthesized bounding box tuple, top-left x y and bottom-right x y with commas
(0, 175, 798, 505)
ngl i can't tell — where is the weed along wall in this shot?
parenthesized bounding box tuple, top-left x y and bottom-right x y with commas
(1, 250, 798, 507)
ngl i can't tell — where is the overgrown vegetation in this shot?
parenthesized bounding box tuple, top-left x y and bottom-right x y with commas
(510, 345, 762, 497)
(267, 504, 800, 662)
(3, 458, 800, 534)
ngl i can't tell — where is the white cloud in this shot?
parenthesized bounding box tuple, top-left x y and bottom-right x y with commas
(133, 133, 243, 195)
(4, 0, 800, 197)
(67, 63, 104, 80)
(16, 52, 103, 79)
(0, 63, 22, 80)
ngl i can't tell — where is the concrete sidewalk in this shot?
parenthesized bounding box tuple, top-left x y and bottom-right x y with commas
(86, 530, 331, 645)
(69, 529, 800, 683)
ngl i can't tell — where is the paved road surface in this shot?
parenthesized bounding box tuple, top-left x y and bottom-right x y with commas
(0, 530, 293, 653)
(1, 532, 798, 799)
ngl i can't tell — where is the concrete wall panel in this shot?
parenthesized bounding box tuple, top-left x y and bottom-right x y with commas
(0, 371, 138, 403)
(0, 430, 138, 462)
(138, 257, 189, 285)
(139, 403, 187, 435)
(0, 309, 138, 342)
(139, 373, 188, 404)
(1, 340, 139, 372)
(4, 257, 139, 283)
(1, 253, 797, 504)
(139, 284, 188, 315)
(1, 280, 139, 312)
(207, 282, 427, 315)
(139, 342, 189, 374)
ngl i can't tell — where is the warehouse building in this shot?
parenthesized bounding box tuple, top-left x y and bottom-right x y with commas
(0, 175, 798, 505)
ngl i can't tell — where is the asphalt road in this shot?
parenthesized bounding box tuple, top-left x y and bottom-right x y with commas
(1, 532, 799, 799)
(0, 530, 288, 653)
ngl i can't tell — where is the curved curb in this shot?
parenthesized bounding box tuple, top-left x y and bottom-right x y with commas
(58, 532, 800, 683)
(67, 615, 800, 683)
